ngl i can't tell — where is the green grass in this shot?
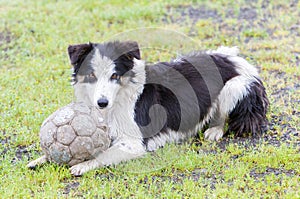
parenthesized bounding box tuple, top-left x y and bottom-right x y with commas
(1, 0, 299, 198)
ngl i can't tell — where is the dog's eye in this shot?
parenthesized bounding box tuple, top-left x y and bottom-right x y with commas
(85, 72, 97, 83)
(110, 73, 120, 81)
(89, 72, 96, 78)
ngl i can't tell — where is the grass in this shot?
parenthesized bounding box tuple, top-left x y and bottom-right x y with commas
(0, 0, 299, 198)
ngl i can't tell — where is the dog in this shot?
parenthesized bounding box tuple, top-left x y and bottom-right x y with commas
(30, 41, 269, 176)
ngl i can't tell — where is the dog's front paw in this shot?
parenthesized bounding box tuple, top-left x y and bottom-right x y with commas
(70, 162, 89, 176)
(27, 155, 48, 169)
(204, 127, 224, 141)
(70, 159, 102, 176)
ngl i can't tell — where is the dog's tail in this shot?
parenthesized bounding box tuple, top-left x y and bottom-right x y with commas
(227, 78, 269, 136)
(209, 47, 269, 137)
(210, 47, 269, 137)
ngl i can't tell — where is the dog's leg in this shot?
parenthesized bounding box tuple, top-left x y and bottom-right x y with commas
(70, 139, 146, 176)
(27, 155, 49, 169)
(204, 105, 226, 141)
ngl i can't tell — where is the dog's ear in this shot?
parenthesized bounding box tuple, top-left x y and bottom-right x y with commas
(67, 43, 94, 66)
(120, 41, 141, 60)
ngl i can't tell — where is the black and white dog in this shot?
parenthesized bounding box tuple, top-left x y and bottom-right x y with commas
(30, 41, 269, 176)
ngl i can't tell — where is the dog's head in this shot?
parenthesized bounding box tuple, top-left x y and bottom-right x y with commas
(68, 41, 145, 109)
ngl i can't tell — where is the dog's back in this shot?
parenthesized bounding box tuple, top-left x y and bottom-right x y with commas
(135, 48, 268, 150)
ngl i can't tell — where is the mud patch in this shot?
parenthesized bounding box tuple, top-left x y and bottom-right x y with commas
(163, 2, 300, 40)
(0, 131, 14, 157)
(0, 31, 13, 51)
(238, 7, 257, 20)
(250, 167, 297, 179)
(1, 131, 40, 164)
(12, 145, 32, 163)
(163, 4, 221, 37)
(62, 181, 80, 195)
(164, 5, 221, 24)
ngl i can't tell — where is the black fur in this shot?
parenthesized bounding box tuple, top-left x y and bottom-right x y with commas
(209, 54, 240, 83)
(96, 41, 140, 76)
(68, 43, 93, 68)
(68, 41, 140, 78)
(135, 53, 239, 140)
(68, 43, 94, 82)
(227, 78, 269, 136)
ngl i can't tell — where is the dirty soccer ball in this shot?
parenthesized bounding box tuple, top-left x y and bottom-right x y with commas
(39, 102, 110, 166)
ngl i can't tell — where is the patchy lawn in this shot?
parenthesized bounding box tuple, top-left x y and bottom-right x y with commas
(0, 0, 299, 198)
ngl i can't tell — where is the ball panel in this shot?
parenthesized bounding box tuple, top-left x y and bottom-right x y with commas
(71, 115, 96, 136)
(40, 121, 56, 149)
(52, 106, 75, 126)
(48, 142, 72, 164)
(91, 129, 110, 150)
(41, 108, 61, 127)
(57, 125, 76, 145)
(41, 116, 53, 128)
(90, 107, 105, 128)
(69, 136, 94, 161)
(72, 102, 91, 114)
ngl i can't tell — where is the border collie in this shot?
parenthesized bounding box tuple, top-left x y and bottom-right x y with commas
(31, 41, 269, 176)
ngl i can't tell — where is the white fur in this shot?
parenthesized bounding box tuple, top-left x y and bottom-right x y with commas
(70, 57, 147, 176)
(92, 49, 120, 108)
(146, 130, 194, 151)
(106, 58, 146, 140)
(218, 55, 259, 114)
(229, 56, 259, 78)
(204, 126, 224, 141)
(207, 46, 239, 56)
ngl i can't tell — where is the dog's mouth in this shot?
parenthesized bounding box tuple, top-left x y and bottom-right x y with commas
(95, 104, 112, 111)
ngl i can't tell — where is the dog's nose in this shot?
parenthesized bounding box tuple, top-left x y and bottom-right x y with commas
(97, 98, 109, 108)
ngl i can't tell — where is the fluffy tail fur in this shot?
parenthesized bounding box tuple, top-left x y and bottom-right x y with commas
(211, 46, 269, 137)
(227, 78, 269, 136)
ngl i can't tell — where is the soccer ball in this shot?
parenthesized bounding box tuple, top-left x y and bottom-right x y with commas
(39, 102, 110, 166)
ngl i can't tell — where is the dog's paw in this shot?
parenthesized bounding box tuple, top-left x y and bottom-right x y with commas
(70, 159, 102, 176)
(70, 162, 89, 176)
(27, 155, 48, 169)
(204, 127, 224, 141)
(27, 161, 38, 169)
